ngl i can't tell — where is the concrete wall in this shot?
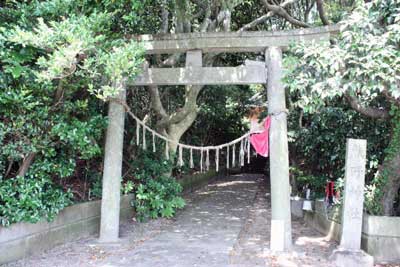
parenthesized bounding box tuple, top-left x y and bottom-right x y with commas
(290, 199, 304, 218)
(303, 200, 342, 241)
(362, 215, 400, 263)
(0, 195, 134, 265)
(301, 199, 400, 263)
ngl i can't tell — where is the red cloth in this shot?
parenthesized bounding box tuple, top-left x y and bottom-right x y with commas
(325, 181, 335, 197)
(250, 116, 271, 157)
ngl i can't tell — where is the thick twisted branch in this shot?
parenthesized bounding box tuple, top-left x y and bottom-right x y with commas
(239, 0, 300, 31)
(261, 0, 311, 28)
(344, 92, 390, 120)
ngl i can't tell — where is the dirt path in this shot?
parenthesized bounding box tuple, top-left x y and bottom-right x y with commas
(4, 174, 339, 267)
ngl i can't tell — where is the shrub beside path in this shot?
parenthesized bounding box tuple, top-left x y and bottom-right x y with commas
(6, 174, 345, 267)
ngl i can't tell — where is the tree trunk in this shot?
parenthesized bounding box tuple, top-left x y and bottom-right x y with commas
(17, 152, 37, 177)
(166, 109, 198, 155)
(380, 151, 400, 215)
(377, 109, 400, 215)
(379, 115, 400, 215)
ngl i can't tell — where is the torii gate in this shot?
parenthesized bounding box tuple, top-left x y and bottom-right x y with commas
(98, 25, 340, 251)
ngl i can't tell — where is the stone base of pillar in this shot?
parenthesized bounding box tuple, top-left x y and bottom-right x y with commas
(270, 219, 292, 252)
(330, 248, 374, 267)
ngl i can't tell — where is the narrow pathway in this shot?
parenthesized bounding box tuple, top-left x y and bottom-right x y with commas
(5, 174, 337, 267)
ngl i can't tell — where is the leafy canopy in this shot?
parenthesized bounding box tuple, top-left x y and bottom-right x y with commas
(284, 0, 400, 112)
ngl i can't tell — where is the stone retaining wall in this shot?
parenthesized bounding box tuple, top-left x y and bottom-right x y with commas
(0, 195, 134, 265)
(300, 199, 400, 263)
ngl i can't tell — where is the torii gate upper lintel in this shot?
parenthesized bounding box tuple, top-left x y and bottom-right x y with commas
(99, 25, 340, 251)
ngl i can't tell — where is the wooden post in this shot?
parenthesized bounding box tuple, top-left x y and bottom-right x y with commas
(99, 80, 126, 243)
(266, 47, 292, 251)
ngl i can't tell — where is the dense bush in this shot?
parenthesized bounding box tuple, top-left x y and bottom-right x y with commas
(0, 0, 144, 225)
(284, 0, 400, 215)
(133, 176, 185, 222)
(288, 106, 390, 188)
(0, 175, 72, 226)
(126, 149, 185, 222)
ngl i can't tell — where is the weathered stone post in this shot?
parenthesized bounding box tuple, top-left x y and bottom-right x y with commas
(330, 139, 374, 266)
(265, 47, 292, 251)
(99, 80, 126, 243)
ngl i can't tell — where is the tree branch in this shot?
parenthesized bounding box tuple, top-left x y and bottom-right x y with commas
(148, 85, 168, 120)
(17, 152, 37, 177)
(304, 0, 315, 23)
(239, 0, 300, 31)
(261, 0, 311, 28)
(200, 0, 212, 32)
(167, 85, 202, 124)
(382, 83, 400, 107)
(344, 92, 390, 120)
(316, 0, 329, 25)
(161, 53, 182, 67)
(160, 0, 169, 33)
(239, 13, 273, 31)
(217, 9, 232, 32)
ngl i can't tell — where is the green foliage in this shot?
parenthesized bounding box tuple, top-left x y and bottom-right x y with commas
(183, 84, 258, 150)
(130, 149, 174, 180)
(122, 180, 134, 195)
(6, 13, 144, 100)
(365, 107, 400, 215)
(0, 0, 155, 35)
(364, 172, 384, 215)
(133, 176, 185, 222)
(284, 0, 400, 214)
(0, 0, 145, 226)
(127, 149, 185, 222)
(284, 1, 400, 112)
(0, 175, 72, 226)
(87, 170, 103, 200)
(288, 107, 390, 183)
(87, 40, 145, 100)
(291, 167, 326, 198)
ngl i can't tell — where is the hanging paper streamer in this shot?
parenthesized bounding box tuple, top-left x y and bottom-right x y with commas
(190, 148, 194, 168)
(232, 144, 236, 167)
(178, 145, 184, 167)
(243, 138, 247, 163)
(136, 121, 140, 146)
(165, 141, 169, 160)
(226, 146, 230, 169)
(247, 136, 251, 164)
(143, 124, 146, 150)
(215, 148, 219, 172)
(112, 100, 254, 172)
(200, 149, 204, 173)
(240, 140, 245, 167)
(206, 149, 210, 171)
(152, 132, 156, 152)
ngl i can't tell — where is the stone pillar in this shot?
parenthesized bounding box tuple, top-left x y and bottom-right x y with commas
(186, 50, 202, 67)
(330, 139, 374, 267)
(99, 80, 126, 243)
(265, 47, 292, 251)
